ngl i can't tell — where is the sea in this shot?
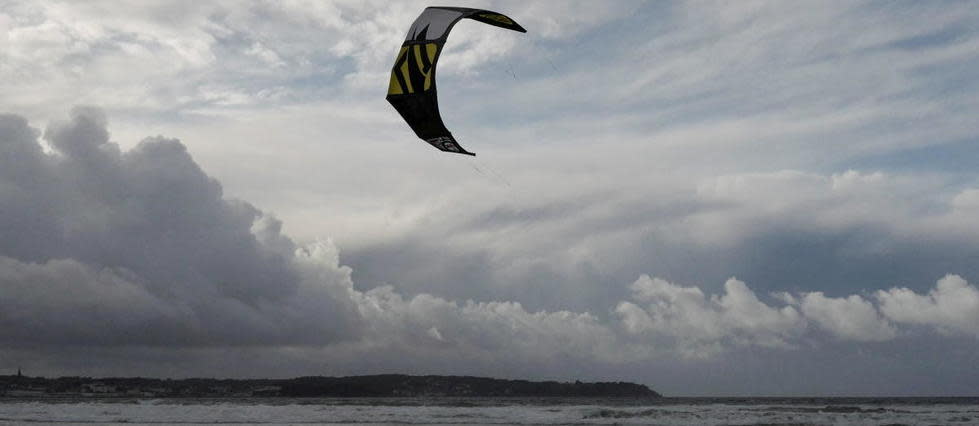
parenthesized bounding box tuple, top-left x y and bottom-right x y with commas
(1, 397, 977, 425)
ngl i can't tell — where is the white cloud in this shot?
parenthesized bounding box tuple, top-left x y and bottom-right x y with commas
(352, 284, 624, 365)
(615, 276, 803, 357)
(952, 189, 979, 212)
(796, 292, 896, 341)
(877, 274, 979, 337)
(1, 0, 640, 121)
(614, 273, 979, 357)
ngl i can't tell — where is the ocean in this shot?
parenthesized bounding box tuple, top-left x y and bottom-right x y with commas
(0, 397, 977, 425)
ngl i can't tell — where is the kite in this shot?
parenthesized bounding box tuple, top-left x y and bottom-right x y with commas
(386, 7, 526, 156)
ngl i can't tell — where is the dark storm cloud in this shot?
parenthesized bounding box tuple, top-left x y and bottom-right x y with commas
(0, 108, 361, 346)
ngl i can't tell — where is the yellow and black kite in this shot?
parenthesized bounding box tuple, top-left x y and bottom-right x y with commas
(386, 7, 526, 156)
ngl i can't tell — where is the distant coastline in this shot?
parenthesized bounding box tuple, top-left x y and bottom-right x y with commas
(0, 374, 660, 398)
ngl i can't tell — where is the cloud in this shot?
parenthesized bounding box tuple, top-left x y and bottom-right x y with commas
(0, 108, 628, 371)
(952, 189, 979, 212)
(614, 273, 979, 356)
(795, 292, 896, 342)
(338, 161, 979, 319)
(0, 108, 362, 347)
(0, 0, 642, 121)
(4, 109, 978, 370)
(877, 274, 979, 337)
(615, 276, 802, 357)
(351, 285, 624, 366)
(0, 256, 186, 345)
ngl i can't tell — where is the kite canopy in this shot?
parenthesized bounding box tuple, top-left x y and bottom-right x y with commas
(386, 7, 526, 156)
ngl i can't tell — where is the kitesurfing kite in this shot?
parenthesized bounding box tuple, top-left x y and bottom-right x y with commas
(386, 7, 526, 156)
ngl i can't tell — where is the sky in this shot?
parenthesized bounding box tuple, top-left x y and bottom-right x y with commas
(1, 0, 978, 396)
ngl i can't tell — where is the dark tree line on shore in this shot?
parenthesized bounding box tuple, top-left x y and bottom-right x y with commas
(0, 374, 660, 398)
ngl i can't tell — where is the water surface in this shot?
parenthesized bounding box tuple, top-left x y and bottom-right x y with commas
(1, 396, 977, 425)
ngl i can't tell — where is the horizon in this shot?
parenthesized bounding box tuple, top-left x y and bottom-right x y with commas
(2, 0, 978, 397)
(7, 372, 979, 399)
(2, 372, 649, 384)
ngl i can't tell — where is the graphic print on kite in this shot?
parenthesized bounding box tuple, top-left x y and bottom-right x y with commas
(386, 7, 526, 156)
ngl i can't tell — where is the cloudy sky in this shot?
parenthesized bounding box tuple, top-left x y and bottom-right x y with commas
(2, 0, 979, 396)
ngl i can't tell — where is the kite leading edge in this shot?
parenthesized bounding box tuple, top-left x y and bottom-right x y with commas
(386, 7, 526, 156)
